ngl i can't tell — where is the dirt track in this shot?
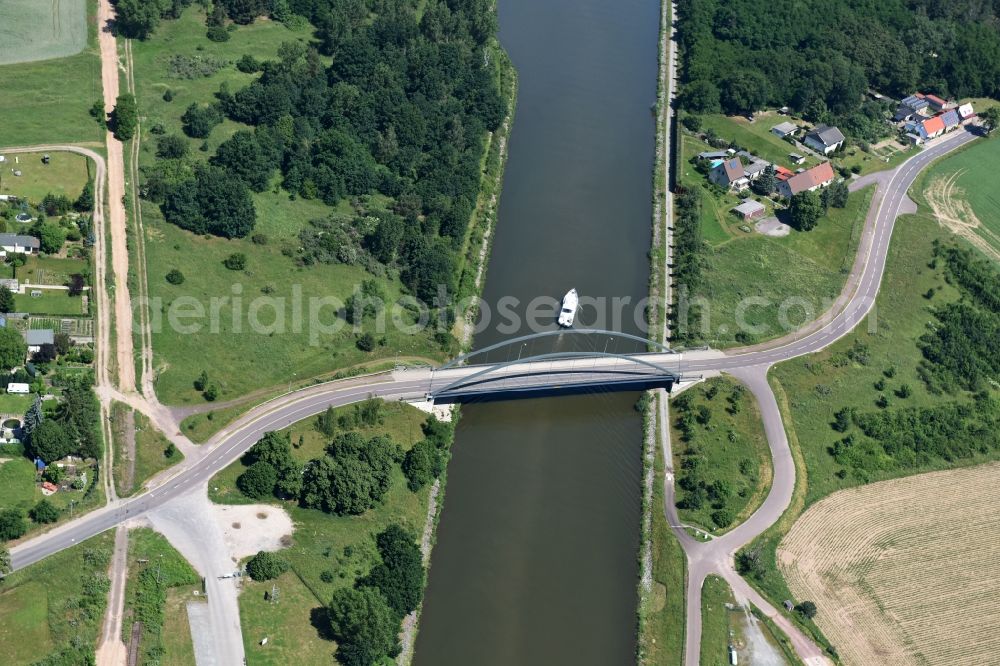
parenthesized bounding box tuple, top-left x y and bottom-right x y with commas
(97, 0, 136, 394)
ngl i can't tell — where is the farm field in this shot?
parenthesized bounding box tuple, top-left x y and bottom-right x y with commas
(130, 7, 448, 404)
(670, 376, 772, 533)
(206, 400, 438, 664)
(0, 532, 112, 665)
(778, 463, 1000, 666)
(0, 0, 101, 146)
(679, 185, 872, 347)
(918, 135, 1000, 261)
(0, 0, 87, 65)
(0, 150, 91, 203)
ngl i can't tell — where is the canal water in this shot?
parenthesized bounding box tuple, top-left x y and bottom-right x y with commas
(413, 0, 660, 663)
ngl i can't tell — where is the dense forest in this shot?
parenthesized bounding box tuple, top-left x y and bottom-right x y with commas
(677, 0, 1000, 123)
(126, 0, 508, 303)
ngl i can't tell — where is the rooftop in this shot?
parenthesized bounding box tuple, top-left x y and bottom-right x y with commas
(0, 234, 39, 249)
(784, 162, 835, 196)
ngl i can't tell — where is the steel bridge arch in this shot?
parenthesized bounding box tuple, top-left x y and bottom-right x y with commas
(428, 350, 680, 400)
(436, 328, 676, 373)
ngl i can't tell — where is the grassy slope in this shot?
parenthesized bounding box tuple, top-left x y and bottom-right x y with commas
(919, 135, 1000, 254)
(700, 115, 820, 170)
(686, 187, 872, 347)
(121, 528, 201, 664)
(130, 8, 447, 405)
(700, 575, 735, 665)
(639, 396, 686, 666)
(0, 532, 113, 665)
(0, 0, 102, 146)
(670, 376, 772, 533)
(206, 401, 434, 665)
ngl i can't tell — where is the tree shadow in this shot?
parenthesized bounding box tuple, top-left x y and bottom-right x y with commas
(310, 605, 336, 642)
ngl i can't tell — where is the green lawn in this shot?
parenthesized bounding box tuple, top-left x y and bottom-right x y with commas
(0, 452, 105, 538)
(130, 7, 448, 405)
(678, 134, 739, 246)
(163, 586, 201, 666)
(0, 393, 33, 415)
(111, 403, 183, 496)
(682, 187, 873, 347)
(14, 289, 87, 316)
(919, 135, 1000, 258)
(208, 400, 436, 665)
(0, 0, 101, 146)
(700, 575, 736, 666)
(0, 531, 113, 665)
(671, 377, 772, 532)
(639, 394, 686, 666)
(700, 114, 820, 171)
(0, 151, 91, 204)
(121, 529, 201, 665)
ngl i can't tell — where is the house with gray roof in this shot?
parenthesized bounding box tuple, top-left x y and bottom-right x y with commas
(0, 234, 39, 255)
(803, 125, 845, 155)
(25, 329, 54, 353)
(709, 158, 749, 190)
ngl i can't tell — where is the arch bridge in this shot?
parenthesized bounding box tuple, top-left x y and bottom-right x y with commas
(426, 329, 689, 403)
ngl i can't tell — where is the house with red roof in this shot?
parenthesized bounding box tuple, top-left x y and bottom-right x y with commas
(777, 162, 836, 198)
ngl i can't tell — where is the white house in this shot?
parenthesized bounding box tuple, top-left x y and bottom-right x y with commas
(803, 125, 845, 155)
(0, 234, 40, 255)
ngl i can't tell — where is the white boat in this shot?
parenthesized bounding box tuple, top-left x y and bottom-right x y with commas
(558, 288, 579, 327)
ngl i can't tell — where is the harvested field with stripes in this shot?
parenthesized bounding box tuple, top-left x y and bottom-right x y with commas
(777, 462, 1000, 666)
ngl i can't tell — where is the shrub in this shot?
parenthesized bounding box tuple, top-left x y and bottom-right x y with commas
(165, 269, 185, 285)
(237, 461, 276, 499)
(245, 550, 289, 581)
(223, 253, 247, 271)
(29, 499, 59, 524)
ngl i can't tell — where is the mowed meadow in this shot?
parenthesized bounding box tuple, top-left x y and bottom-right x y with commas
(0, 0, 102, 146)
(130, 8, 446, 404)
(778, 462, 1000, 666)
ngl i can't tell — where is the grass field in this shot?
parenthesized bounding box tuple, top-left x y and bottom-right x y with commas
(0, 532, 112, 665)
(0, 392, 33, 415)
(130, 7, 447, 405)
(670, 377, 772, 533)
(918, 136, 1000, 260)
(111, 403, 183, 496)
(121, 528, 201, 665)
(0, 0, 101, 146)
(205, 400, 436, 664)
(700, 114, 820, 171)
(0, 151, 91, 204)
(0, 0, 87, 65)
(700, 575, 736, 665)
(779, 463, 1000, 666)
(14, 289, 86, 316)
(163, 586, 201, 666)
(0, 453, 105, 536)
(639, 393, 686, 666)
(680, 186, 872, 347)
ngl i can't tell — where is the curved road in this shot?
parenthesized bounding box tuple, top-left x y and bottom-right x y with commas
(5, 106, 980, 666)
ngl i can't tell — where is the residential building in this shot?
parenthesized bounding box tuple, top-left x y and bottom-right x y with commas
(940, 109, 961, 131)
(914, 115, 945, 141)
(924, 94, 947, 112)
(803, 125, 845, 155)
(0, 234, 40, 255)
(732, 199, 766, 221)
(26, 329, 54, 353)
(709, 158, 748, 190)
(770, 121, 798, 138)
(777, 161, 835, 198)
(958, 103, 976, 123)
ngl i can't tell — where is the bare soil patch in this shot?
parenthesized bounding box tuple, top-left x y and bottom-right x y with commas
(212, 504, 293, 562)
(778, 462, 1000, 666)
